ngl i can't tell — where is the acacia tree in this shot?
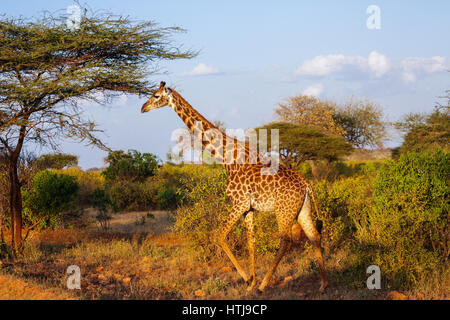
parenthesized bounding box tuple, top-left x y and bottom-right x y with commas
(35, 153, 78, 171)
(0, 10, 195, 251)
(275, 94, 387, 149)
(334, 97, 386, 148)
(0, 152, 7, 245)
(102, 149, 159, 183)
(276, 95, 344, 136)
(258, 122, 353, 175)
(394, 104, 449, 155)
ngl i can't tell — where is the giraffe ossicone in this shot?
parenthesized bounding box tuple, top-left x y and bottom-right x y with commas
(141, 81, 328, 293)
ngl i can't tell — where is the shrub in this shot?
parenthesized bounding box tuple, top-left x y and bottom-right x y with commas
(315, 150, 449, 289)
(53, 167, 104, 207)
(173, 167, 235, 259)
(90, 189, 113, 230)
(173, 165, 279, 260)
(103, 150, 159, 183)
(314, 173, 375, 253)
(371, 150, 449, 287)
(107, 180, 158, 212)
(157, 187, 183, 211)
(253, 210, 279, 255)
(22, 170, 79, 229)
(104, 163, 204, 213)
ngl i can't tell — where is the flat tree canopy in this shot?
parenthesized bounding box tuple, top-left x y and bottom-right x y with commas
(257, 122, 353, 168)
(0, 8, 196, 250)
(35, 153, 78, 170)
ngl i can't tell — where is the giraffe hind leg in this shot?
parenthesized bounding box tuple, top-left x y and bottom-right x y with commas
(297, 192, 328, 293)
(244, 211, 256, 291)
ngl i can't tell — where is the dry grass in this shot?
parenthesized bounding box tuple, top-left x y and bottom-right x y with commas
(0, 210, 446, 300)
(0, 272, 76, 300)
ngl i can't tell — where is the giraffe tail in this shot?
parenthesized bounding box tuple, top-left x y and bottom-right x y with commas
(306, 183, 323, 234)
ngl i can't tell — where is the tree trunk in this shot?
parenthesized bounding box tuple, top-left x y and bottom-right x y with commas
(0, 198, 4, 244)
(9, 158, 22, 251)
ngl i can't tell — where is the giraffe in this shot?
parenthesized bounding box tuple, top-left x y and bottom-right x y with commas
(141, 82, 328, 293)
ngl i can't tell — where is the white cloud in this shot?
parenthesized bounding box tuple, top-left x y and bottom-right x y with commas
(302, 83, 323, 96)
(400, 56, 447, 83)
(368, 51, 390, 77)
(295, 52, 448, 83)
(401, 71, 417, 83)
(295, 51, 389, 78)
(295, 54, 363, 76)
(180, 63, 221, 76)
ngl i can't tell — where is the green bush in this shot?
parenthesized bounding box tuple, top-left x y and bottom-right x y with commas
(315, 173, 375, 252)
(157, 187, 183, 211)
(315, 150, 449, 289)
(107, 180, 159, 212)
(103, 150, 159, 183)
(371, 150, 449, 287)
(104, 163, 194, 212)
(172, 165, 279, 260)
(253, 210, 279, 255)
(173, 167, 235, 259)
(22, 170, 79, 228)
(90, 189, 113, 230)
(53, 167, 104, 207)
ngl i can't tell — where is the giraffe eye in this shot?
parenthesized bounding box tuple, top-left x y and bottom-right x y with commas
(154, 95, 160, 99)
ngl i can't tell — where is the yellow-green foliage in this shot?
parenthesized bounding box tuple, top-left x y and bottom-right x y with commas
(172, 164, 279, 260)
(172, 166, 234, 259)
(315, 151, 449, 289)
(53, 167, 104, 207)
(107, 179, 159, 211)
(371, 150, 449, 287)
(315, 174, 375, 252)
(104, 163, 207, 212)
(253, 210, 279, 255)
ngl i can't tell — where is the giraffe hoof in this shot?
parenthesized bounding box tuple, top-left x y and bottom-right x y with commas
(257, 285, 265, 294)
(319, 281, 328, 293)
(246, 279, 256, 292)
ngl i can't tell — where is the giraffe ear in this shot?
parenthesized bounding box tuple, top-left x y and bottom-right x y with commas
(167, 88, 172, 95)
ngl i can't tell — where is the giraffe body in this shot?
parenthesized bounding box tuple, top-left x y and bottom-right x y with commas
(141, 82, 328, 293)
(226, 164, 306, 226)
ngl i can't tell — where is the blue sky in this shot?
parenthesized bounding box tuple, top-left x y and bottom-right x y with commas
(2, 0, 449, 168)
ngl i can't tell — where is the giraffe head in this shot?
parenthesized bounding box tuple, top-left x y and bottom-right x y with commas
(141, 81, 172, 113)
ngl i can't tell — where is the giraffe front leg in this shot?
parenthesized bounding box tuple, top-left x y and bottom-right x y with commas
(218, 205, 249, 283)
(244, 211, 256, 291)
(258, 236, 291, 293)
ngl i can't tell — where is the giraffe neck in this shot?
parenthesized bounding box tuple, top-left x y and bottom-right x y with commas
(168, 90, 217, 138)
(168, 90, 260, 167)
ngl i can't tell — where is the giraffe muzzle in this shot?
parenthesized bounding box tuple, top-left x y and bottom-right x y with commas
(141, 102, 151, 113)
